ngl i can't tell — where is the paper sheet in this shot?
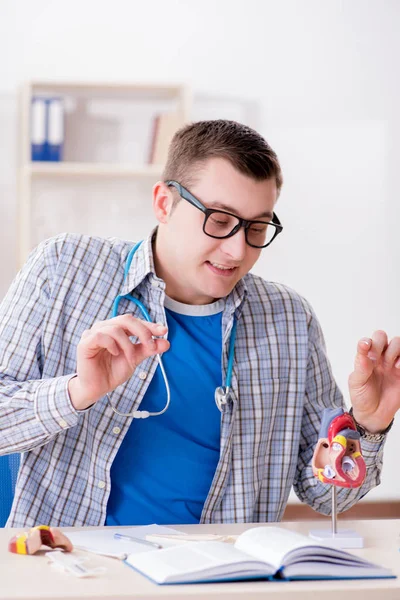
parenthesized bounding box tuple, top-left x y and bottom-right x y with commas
(68, 524, 183, 559)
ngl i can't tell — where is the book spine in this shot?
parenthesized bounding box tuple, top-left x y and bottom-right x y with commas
(46, 97, 64, 161)
(30, 97, 47, 161)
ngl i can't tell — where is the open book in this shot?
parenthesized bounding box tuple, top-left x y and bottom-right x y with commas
(125, 526, 395, 585)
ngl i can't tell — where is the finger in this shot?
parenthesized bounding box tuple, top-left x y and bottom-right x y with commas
(79, 331, 120, 359)
(89, 318, 167, 352)
(349, 337, 375, 388)
(97, 327, 143, 367)
(368, 330, 388, 362)
(117, 318, 167, 353)
(98, 322, 156, 353)
(90, 316, 167, 341)
(111, 331, 170, 367)
(82, 324, 170, 366)
(108, 315, 167, 335)
(107, 326, 169, 365)
(130, 338, 170, 365)
(381, 336, 400, 370)
(101, 315, 168, 337)
(84, 326, 158, 369)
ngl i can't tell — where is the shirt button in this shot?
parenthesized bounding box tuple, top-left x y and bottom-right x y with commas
(98, 481, 106, 489)
(112, 426, 121, 435)
(139, 371, 147, 380)
(59, 419, 68, 428)
(151, 280, 159, 287)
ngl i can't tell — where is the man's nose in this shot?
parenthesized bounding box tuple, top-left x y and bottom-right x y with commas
(219, 227, 247, 261)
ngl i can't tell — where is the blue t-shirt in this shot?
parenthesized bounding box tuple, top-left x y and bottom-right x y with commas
(106, 296, 224, 526)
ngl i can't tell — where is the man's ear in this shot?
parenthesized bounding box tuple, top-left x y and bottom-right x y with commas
(153, 182, 174, 224)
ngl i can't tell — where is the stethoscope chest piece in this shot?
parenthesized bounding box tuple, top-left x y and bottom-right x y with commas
(215, 386, 230, 412)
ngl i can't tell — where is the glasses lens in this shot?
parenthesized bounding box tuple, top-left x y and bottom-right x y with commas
(205, 212, 240, 238)
(246, 222, 277, 247)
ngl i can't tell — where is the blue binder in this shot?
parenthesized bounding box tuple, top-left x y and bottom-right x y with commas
(30, 97, 64, 162)
(46, 97, 64, 161)
(31, 98, 47, 161)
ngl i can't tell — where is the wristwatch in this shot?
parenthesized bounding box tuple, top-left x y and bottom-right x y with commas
(348, 407, 394, 442)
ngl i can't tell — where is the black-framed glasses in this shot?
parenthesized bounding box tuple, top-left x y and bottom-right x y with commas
(166, 180, 283, 249)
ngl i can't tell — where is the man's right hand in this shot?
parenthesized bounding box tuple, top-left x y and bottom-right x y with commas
(68, 315, 169, 410)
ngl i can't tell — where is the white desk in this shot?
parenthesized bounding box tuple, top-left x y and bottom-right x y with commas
(1, 520, 399, 600)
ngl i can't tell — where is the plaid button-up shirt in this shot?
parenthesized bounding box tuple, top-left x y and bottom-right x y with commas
(0, 231, 385, 527)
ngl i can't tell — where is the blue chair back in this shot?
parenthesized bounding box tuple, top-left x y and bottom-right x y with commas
(0, 454, 20, 527)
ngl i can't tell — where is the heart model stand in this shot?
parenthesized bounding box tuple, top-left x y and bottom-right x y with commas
(309, 408, 366, 549)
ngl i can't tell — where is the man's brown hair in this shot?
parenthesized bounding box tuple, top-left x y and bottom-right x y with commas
(163, 119, 283, 193)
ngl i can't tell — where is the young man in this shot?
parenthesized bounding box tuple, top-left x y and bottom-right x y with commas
(0, 120, 398, 527)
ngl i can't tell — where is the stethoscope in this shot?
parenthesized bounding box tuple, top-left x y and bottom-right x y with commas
(106, 241, 237, 419)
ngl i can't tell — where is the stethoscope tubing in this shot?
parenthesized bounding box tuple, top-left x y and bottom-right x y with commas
(106, 242, 236, 418)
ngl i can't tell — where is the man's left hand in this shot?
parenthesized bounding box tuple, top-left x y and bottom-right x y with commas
(348, 330, 400, 433)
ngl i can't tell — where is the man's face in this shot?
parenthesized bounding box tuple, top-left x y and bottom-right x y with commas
(153, 158, 278, 305)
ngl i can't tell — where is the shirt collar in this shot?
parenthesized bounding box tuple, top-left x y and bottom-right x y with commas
(121, 227, 248, 314)
(225, 276, 248, 319)
(121, 227, 163, 295)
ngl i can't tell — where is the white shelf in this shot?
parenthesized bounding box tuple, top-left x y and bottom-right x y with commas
(25, 163, 164, 178)
(18, 80, 191, 267)
(29, 81, 188, 100)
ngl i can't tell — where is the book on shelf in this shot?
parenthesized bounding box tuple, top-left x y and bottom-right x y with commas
(148, 112, 183, 165)
(46, 97, 64, 161)
(31, 97, 47, 161)
(30, 96, 64, 162)
(124, 525, 395, 585)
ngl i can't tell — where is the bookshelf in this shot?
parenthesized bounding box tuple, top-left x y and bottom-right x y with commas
(25, 163, 164, 178)
(18, 81, 191, 266)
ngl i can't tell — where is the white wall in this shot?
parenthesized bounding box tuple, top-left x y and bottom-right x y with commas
(0, 0, 399, 501)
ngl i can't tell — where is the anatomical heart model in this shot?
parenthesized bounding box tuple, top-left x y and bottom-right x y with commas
(312, 407, 366, 488)
(309, 407, 366, 548)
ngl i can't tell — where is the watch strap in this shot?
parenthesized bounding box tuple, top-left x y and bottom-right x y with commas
(348, 407, 394, 442)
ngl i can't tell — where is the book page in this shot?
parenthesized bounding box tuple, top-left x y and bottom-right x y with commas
(234, 526, 324, 569)
(234, 527, 394, 580)
(126, 540, 275, 584)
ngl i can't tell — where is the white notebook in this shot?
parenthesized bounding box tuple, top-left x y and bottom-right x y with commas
(125, 526, 395, 584)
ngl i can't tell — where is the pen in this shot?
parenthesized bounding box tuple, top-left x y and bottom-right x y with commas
(113, 533, 162, 549)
